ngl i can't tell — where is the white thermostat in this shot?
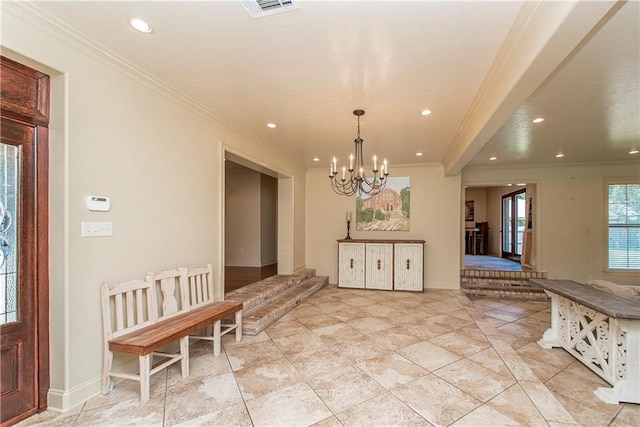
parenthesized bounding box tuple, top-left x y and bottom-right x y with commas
(86, 196, 111, 212)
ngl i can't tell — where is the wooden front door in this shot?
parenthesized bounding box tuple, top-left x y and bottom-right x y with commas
(0, 57, 50, 426)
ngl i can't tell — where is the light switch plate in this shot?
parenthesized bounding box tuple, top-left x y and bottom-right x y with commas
(81, 221, 112, 237)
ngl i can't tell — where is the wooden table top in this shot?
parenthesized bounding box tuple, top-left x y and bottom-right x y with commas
(531, 279, 640, 320)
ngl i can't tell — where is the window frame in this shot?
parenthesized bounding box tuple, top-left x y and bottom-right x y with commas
(605, 177, 640, 272)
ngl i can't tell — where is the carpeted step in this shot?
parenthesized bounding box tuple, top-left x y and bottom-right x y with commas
(226, 269, 316, 313)
(242, 275, 329, 336)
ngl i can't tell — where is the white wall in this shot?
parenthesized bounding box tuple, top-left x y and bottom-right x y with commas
(306, 164, 462, 289)
(1, 7, 306, 411)
(463, 162, 640, 285)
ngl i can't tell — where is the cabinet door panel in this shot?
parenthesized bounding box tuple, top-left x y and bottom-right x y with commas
(365, 243, 393, 290)
(394, 244, 423, 291)
(338, 243, 365, 288)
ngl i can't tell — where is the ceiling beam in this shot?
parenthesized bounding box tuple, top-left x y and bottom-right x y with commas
(441, 0, 624, 176)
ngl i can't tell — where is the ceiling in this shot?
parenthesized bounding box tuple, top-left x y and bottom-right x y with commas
(30, 0, 639, 173)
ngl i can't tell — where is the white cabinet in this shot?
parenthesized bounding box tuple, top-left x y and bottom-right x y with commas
(338, 242, 365, 288)
(338, 240, 424, 291)
(393, 243, 424, 291)
(365, 243, 393, 290)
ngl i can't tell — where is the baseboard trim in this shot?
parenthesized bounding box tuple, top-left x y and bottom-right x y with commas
(47, 375, 101, 413)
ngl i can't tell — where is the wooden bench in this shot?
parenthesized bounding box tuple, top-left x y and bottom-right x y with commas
(102, 267, 243, 403)
(532, 278, 640, 404)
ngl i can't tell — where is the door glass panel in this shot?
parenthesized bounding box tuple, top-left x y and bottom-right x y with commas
(1, 142, 19, 325)
(502, 198, 512, 253)
(515, 193, 526, 255)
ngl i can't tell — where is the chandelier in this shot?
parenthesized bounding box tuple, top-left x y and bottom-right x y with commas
(329, 109, 389, 197)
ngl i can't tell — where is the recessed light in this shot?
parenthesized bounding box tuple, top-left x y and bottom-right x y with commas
(129, 18, 152, 33)
(489, 156, 497, 161)
(555, 152, 564, 158)
(416, 152, 423, 157)
(312, 157, 319, 162)
(630, 149, 639, 155)
(266, 123, 277, 128)
(420, 109, 432, 116)
(532, 117, 545, 124)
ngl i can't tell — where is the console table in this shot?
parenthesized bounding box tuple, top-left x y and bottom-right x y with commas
(338, 239, 424, 291)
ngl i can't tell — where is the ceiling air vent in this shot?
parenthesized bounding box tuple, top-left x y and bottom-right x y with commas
(241, 0, 299, 18)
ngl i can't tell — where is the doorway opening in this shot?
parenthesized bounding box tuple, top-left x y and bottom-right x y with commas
(502, 188, 526, 261)
(224, 153, 279, 293)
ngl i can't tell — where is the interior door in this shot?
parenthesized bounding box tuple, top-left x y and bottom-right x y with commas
(1, 56, 50, 425)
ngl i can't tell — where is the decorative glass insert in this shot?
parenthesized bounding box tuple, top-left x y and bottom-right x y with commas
(1, 143, 19, 324)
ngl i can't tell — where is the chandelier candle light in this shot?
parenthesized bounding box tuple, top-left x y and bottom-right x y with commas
(329, 109, 389, 196)
(345, 211, 352, 239)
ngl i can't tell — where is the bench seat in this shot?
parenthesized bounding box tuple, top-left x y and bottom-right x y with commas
(532, 279, 640, 404)
(109, 301, 243, 356)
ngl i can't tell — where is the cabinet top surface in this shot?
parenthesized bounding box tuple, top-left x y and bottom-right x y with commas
(337, 239, 425, 244)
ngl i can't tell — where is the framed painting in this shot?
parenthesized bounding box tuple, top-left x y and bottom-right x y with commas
(356, 176, 410, 231)
(465, 200, 475, 221)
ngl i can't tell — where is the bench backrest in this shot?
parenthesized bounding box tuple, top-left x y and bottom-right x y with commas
(150, 268, 188, 319)
(179, 264, 215, 309)
(101, 277, 158, 341)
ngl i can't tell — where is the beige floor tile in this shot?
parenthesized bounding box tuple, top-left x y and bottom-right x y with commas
(498, 331, 537, 350)
(74, 391, 166, 426)
(312, 322, 367, 343)
(222, 330, 270, 349)
(329, 335, 393, 363)
(498, 321, 544, 340)
(336, 392, 432, 426)
(310, 416, 344, 427)
(15, 409, 80, 427)
(233, 357, 305, 400)
(520, 380, 577, 424)
(616, 404, 640, 427)
(271, 329, 328, 356)
(434, 358, 516, 402)
(450, 404, 520, 426)
(487, 383, 548, 426)
(83, 370, 167, 411)
(520, 354, 563, 382)
(553, 393, 621, 427)
(368, 325, 424, 350)
(172, 403, 252, 427)
(398, 340, 462, 371)
(245, 382, 332, 427)
(489, 338, 539, 381)
(265, 317, 310, 339)
(164, 372, 243, 425)
(485, 316, 509, 327)
(307, 366, 386, 413)
(516, 342, 575, 369)
(403, 318, 454, 339)
(496, 303, 539, 317)
(467, 347, 515, 379)
(225, 340, 284, 371)
(391, 374, 481, 426)
(330, 306, 370, 322)
(356, 352, 429, 389)
(428, 313, 475, 330)
(545, 370, 615, 409)
(167, 342, 232, 386)
(429, 331, 490, 357)
(342, 296, 377, 307)
(289, 304, 325, 318)
(483, 308, 528, 322)
(347, 316, 394, 334)
(296, 313, 343, 330)
(562, 360, 609, 386)
(289, 346, 355, 380)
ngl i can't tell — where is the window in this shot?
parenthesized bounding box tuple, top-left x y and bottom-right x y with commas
(607, 180, 640, 270)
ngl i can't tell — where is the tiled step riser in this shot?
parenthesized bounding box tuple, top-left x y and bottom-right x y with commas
(243, 277, 329, 335)
(460, 275, 549, 301)
(461, 269, 547, 280)
(226, 269, 316, 312)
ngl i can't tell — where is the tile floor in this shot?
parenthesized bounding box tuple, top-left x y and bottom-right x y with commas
(20, 285, 639, 426)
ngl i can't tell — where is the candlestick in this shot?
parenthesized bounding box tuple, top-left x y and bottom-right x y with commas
(342, 166, 346, 180)
(373, 155, 377, 171)
(349, 154, 353, 171)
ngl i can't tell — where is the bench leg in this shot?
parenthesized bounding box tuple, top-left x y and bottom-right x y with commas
(180, 336, 189, 378)
(213, 320, 221, 356)
(235, 310, 242, 342)
(139, 355, 151, 403)
(102, 349, 113, 395)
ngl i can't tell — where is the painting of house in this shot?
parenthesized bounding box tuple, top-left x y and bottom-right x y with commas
(356, 176, 410, 231)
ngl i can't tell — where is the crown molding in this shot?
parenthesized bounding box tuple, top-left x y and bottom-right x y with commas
(1, 0, 303, 173)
